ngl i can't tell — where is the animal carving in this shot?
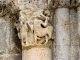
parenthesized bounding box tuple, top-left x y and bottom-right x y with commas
(34, 17, 53, 44)
(15, 9, 53, 46)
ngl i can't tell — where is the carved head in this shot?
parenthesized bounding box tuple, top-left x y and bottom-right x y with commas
(43, 10, 50, 17)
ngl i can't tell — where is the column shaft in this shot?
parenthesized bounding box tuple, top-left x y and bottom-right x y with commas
(54, 8, 70, 60)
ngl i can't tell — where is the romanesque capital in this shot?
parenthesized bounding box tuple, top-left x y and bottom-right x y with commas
(15, 9, 53, 47)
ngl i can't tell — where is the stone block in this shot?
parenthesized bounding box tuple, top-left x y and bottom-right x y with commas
(0, 18, 9, 54)
(0, 54, 22, 60)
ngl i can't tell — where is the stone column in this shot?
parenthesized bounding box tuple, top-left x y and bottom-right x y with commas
(13, 0, 53, 60)
(77, 6, 80, 60)
(54, 8, 70, 60)
(50, 0, 71, 60)
(70, 0, 80, 60)
(51, 0, 80, 60)
(22, 43, 52, 60)
(70, 9, 79, 60)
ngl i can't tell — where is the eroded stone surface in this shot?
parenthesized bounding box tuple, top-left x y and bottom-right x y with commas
(0, 54, 21, 60)
(0, 17, 9, 54)
(49, 0, 79, 9)
(54, 8, 70, 60)
(15, 9, 53, 47)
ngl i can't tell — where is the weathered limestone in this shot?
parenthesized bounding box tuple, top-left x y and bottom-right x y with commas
(0, 17, 10, 54)
(0, 54, 21, 60)
(77, 7, 80, 60)
(22, 43, 52, 60)
(50, 0, 70, 8)
(0, 1, 22, 60)
(70, 9, 79, 60)
(0, 0, 6, 4)
(0, 16, 21, 60)
(15, 9, 53, 46)
(13, 0, 53, 60)
(49, 0, 79, 9)
(54, 8, 70, 60)
(0, 0, 80, 60)
(15, 9, 53, 60)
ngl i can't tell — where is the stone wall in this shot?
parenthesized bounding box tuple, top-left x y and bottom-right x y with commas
(0, 11, 22, 60)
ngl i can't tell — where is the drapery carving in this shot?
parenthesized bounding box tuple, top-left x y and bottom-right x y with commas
(15, 9, 53, 47)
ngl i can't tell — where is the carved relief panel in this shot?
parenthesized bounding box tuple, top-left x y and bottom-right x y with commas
(15, 9, 53, 47)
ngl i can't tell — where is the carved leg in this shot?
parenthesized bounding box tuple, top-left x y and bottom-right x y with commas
(45, 35, 49, 44)
(25, 33, 29, 46)
(18, 33, 20, 39)
(49, 27, 53, 39)
(25, 39, 29, 46)
(22, 39, 25, 47)
(34, 32, 37, 44)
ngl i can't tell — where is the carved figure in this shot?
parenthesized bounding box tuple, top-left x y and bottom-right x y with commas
(19, 21, 29, 46)
(34, 17, 53, 44)
(15, 9, 53, 46)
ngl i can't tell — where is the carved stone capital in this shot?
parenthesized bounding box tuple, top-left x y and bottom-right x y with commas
(10, 0, 48, 10)
(15, 9, 53, 47)
(70, 0, 79, 8)
(50, 0, 79, 8)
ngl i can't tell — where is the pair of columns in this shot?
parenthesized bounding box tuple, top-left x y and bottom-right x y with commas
(54, 8, 79, 60)
(19, 8, 79, 60)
